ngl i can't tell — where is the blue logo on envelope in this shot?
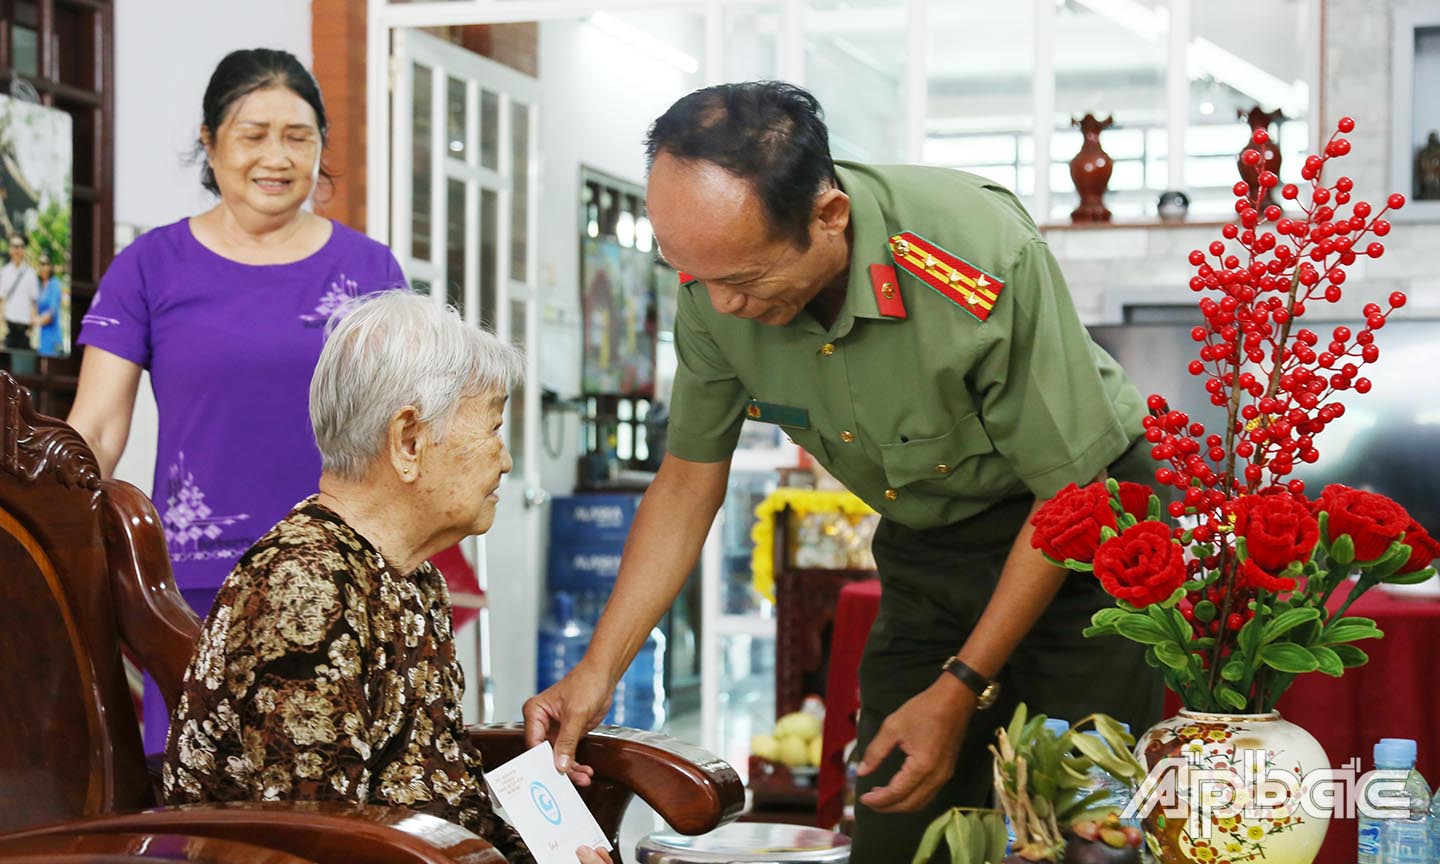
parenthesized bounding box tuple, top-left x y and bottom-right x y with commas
(530, 780, 562, 825)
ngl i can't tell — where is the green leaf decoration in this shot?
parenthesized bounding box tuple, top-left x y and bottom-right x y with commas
(1194, 600, 1217, 623)
(1261, 607, 1321, 645)
(1329, 532, 1355, 566)
(1324, 617, 1385, 645)
(1260, 642, 1321, 673)
(1215, 685, 1248, 711)
(1091, 608, 1129, 628)
(1169, 607, 1194, 639)
(1115, 614, 1171, 645)
(1153, 641, 1191, 670)
(1332, 643, 1370, 668)
(1310, 645, 1344, 677)
(1237, 618, 1263, 656)
(1385, 564, 1435, 586)
(1220, 659, 1246, 682)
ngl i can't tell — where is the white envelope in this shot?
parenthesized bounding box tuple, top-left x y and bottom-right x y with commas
(485, 741, 613, 864)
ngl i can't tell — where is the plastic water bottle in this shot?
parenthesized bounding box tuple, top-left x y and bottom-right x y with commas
(1360, 739, 1431, 864)
(1429, 784, 1440, 864)
(535, 592, 591, 692)
(1378, 739, 1431, 864)
(607, 625, 666, 730)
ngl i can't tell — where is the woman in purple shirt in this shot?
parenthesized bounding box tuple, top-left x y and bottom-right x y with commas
(67, 49, 405, 752)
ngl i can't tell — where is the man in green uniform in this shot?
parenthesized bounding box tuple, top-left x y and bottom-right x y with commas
(525, 82, 1162, 862)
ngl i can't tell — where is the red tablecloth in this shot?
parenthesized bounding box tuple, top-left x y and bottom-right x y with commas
(818, 579, 882, 827)
(816, 579, 1440, 864)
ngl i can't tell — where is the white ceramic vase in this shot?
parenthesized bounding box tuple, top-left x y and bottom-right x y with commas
(1134, 710, 1330, 864)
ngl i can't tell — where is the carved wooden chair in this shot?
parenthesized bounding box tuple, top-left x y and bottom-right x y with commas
(0, 372, 742, 862)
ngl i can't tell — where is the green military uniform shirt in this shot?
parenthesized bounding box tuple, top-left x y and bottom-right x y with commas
(666, 161, 1146, 530)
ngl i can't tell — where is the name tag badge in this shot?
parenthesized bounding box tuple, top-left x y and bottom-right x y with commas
(744, 399, 810, 429)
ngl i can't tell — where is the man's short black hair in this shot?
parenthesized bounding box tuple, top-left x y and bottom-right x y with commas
(645, 81, 837, 248)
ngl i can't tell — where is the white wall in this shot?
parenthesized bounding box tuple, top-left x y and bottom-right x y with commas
(473, 15, 701, 721)
(110, 0, 313, 492)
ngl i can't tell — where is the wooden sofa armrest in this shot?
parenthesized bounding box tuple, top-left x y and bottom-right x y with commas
(100, 479, 204, 716)
(0, 830, 322, 863)
(0, 802, 505, 864)
(468, 723, 743, 848)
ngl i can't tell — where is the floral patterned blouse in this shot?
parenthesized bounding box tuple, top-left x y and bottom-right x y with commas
(162, 497, 533, 863)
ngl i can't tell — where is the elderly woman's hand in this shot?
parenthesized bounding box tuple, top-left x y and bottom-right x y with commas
(576, 845, 613, 863)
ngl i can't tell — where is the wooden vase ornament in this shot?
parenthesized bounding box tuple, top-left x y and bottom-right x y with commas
(1070, 113, 1115, 223)
(1238, 107, 1284, 208)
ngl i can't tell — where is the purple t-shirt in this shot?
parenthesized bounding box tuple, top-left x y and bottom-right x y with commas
(78, 219, 406, 590)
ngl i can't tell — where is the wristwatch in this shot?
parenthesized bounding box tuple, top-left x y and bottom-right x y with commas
(941, 655, 1000, 710)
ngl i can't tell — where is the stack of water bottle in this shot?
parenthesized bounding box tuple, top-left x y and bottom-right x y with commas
(1357, 738, 1438, 864)
(537, 494, 666, 731)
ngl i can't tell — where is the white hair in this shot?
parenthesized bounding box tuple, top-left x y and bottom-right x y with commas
(310, 290, 524, 480)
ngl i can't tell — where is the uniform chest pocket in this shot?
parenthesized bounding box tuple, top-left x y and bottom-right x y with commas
(879, 413, 996, 488)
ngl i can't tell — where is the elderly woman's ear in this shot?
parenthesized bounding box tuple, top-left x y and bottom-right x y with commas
(387, 405, 426, 481)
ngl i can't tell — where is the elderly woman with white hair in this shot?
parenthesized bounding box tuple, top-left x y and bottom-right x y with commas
(161, 292, 610, 864)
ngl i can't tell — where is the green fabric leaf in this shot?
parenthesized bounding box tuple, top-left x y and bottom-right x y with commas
(1215, 685, 1248, 711)
(1260, 642, 1320, 673)
(1385, 565, 1436, 586)
(1153, 641, 1191, 670)
(1194, 600, 1217, 623)
(1261, 607, 1321, 645)
(1115, 613, 1171, 645)
(1220, 659, 1246, 682)
(1310, 645, 1344, 677)
(1237, 619, 1263, 656)
(1331, 643, 1370, 668)
(1329, 530, 1354, 566)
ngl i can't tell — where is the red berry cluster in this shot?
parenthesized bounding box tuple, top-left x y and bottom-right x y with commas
(1141, 117, 1407, 545)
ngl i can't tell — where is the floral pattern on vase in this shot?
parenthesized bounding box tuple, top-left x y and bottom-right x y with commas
(1136, 710, 1329, 864)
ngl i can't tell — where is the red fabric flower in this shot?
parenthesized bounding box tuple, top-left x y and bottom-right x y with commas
(1030, 482, 1117, 564)
(1116, 481, 1154, 523)
(1233, 492, 1320, 572)
(1397, 519, 1440, 575)
(1093, 521, 1186, 607)
(1319, 484, 1411, 561)
(1239, 557, 1298, 593)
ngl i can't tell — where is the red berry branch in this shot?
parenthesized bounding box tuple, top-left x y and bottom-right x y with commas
(1140, 116, 1408, 686)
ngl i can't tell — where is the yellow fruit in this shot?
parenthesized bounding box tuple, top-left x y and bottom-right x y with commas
(808, 736, 823, 766)
(775, 711, 823, 741)
(751, 733, 780, 762)
(778, 735, 810, 768)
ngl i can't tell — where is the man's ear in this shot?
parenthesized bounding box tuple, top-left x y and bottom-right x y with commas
(387, 405, 425, 482)
(813, 186, 850, 237)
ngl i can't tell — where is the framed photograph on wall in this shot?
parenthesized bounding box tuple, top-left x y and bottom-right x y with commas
(0, 95, 73, 358)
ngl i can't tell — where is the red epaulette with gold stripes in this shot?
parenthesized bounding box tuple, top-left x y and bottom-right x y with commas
(887, 231, 1004, 322)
